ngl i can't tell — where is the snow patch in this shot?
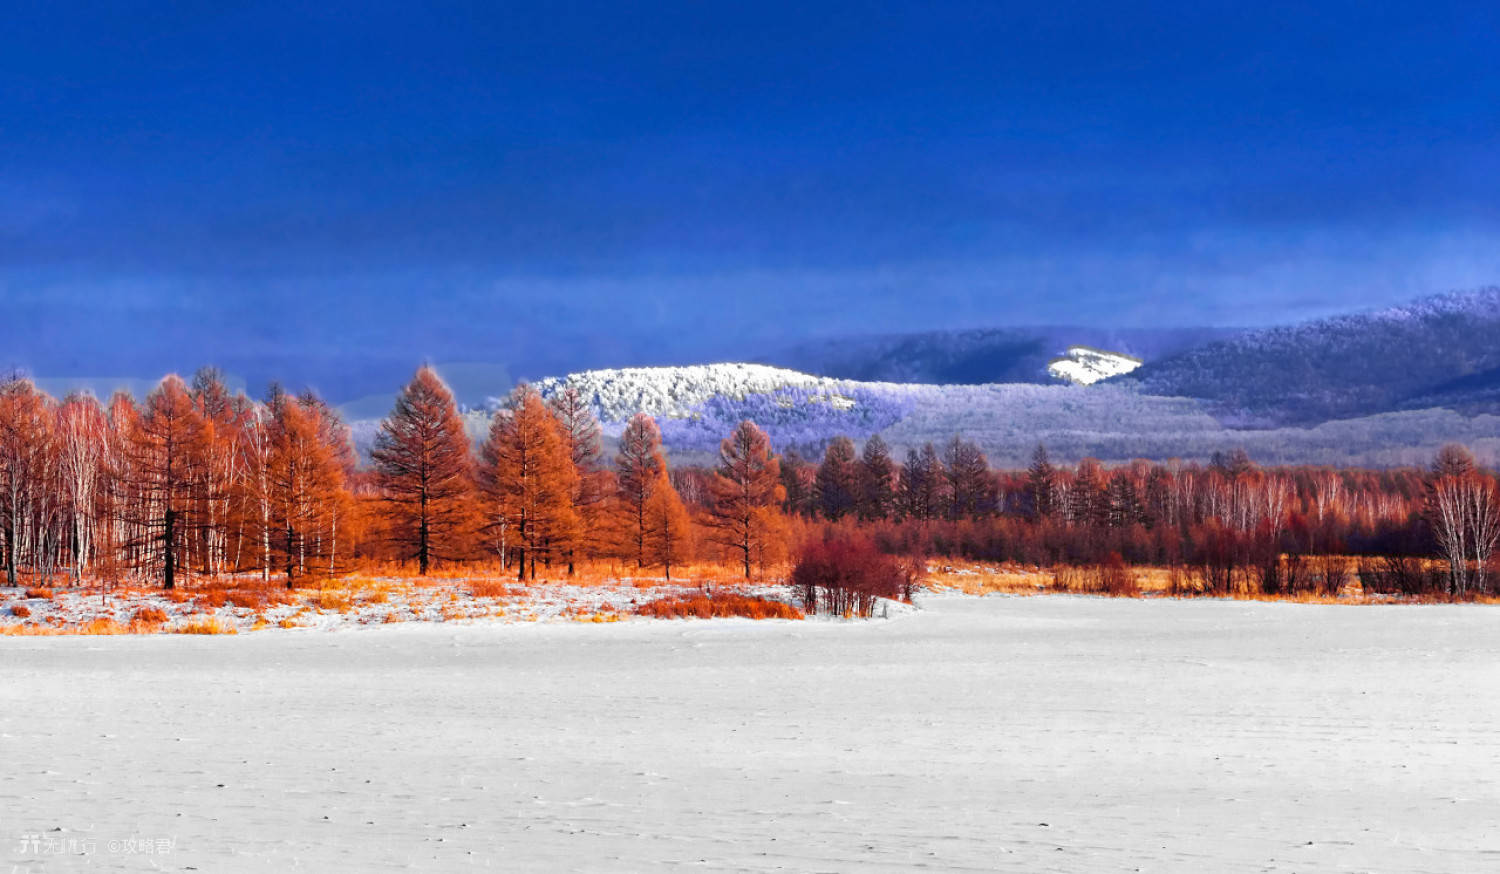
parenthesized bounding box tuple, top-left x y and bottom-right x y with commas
(1047, 346, 1143, 385)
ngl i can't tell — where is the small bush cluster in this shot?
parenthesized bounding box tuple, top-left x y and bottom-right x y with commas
(792, 536, 920, 617)
(10, 603, 31, 618)
(24, 588, 53, 600)
(133, 606, 170, 624)
(635, 592, 804, 620)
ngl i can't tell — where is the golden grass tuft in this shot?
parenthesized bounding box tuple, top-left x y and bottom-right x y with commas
(172, 616, 238, 635)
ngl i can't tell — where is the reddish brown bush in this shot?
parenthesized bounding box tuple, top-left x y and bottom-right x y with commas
(792, 535, 919, 617)
(24, 588, 53, 600)
(635, 592, 803, 620)
(10, 603, 31, 618)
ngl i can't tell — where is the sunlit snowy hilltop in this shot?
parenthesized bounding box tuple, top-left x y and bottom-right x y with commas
(1046, 347, 1143, 385)
(531, 363, 857, 421)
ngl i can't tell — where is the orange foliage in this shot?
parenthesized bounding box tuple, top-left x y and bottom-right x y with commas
(10, 603, 31, 618)
(469, 579, 519, 598)
(24, 587, 53, 599)
(133, 606, 169, 624)
(635, 591, 803, 620)
(173, 617, 238, 634)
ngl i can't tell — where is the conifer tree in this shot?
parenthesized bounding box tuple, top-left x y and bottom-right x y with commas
(642, 473, 693, 579)
(371, 366, 474, 574)
(548, 386, 608, 572)
(942, 435, 992, 520)
(124, 375, 208, 589)
(480, 387, 579, 581)
(815, 436, 859, 520)
(1027, 444, 1057, 520)
(708, 420, 783, 579)
(266, 395, 351, 586)
(898, 443, 942, 522)
(615, 413, 665, 567)
(856, 435, 897, 522)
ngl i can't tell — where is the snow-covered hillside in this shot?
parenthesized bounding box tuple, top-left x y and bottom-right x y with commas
(1130, 286, 1500, 425)
(362, 360, 1500, 466)
(531, 363, 856, 421)
(1046, 346, 1142, 385)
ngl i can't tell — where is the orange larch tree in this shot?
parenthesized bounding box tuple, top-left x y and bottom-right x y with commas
(643, 472, 693, 580)
(615, 412, 665, 568)
(707, 420, 784, 579)
(266, 394, 353, 586)
(124, 375, 209, 589)
(548, 386, 610, 572)
(479, 386, 579, 581)
(370, 366, 474, 574)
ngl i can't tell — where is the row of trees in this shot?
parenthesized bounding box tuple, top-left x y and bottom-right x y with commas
(0, 371, 353, 589)
(0, 367, 800, 587)
(4, 363, 1497, 597)
(780, 433, 1499, 597)
(372, 367, 789, 581)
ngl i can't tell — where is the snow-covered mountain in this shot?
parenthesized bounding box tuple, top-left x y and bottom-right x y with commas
(1125, 287, 1500, 426)
(772, 325, 1232, 385)
(1046, 347, 1142, 385)
(531, 363, 857, 422)
(507, 361, 1500, 467)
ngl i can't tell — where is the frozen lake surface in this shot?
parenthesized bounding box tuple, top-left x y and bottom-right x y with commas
(5, 595, 1499, 872)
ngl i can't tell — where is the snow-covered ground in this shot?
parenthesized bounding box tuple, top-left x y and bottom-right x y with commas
(4, 595, 1498, 871)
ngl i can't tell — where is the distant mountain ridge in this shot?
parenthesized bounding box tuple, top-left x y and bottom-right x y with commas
(1126, 287, 1500, 426)
(771, 325, 1234, 385)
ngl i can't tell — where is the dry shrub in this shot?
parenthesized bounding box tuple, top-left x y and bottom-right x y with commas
(635, 592, 804, 620)
(312, 589, 352, 611)
(4, 617, 133, 636)
(197, 590, 228, 608)
(468, 579, 518, 598)
(1050, 555, 1140, 596)
(1088, 554, 1139, 596)
(165, 589, 193, 603)
(225, 591, 264, 609)
(792, 535, 917, 617)
(10, 603, 31, 618)
(173, 617, 238, 635)
(24, 588, 53, 600)
(133, 606, 169, 624)
(76, 617, 129, 635)
(0, 622, 59, 636)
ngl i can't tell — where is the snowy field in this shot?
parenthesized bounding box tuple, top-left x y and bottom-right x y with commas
(4, 595, 1499, 872)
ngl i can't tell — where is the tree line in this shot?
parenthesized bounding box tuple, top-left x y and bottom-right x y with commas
(2, 365, 1496, 598)
(773, 439, 1500, 598)
(0, 367, 790, 588)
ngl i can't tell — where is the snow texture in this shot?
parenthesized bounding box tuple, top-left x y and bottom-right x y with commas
(4, 595, 1498, 871)
(1046, 346, 1142, 385)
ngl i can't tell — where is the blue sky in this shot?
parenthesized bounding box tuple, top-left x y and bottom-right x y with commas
(3, 1, 1499, 399)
